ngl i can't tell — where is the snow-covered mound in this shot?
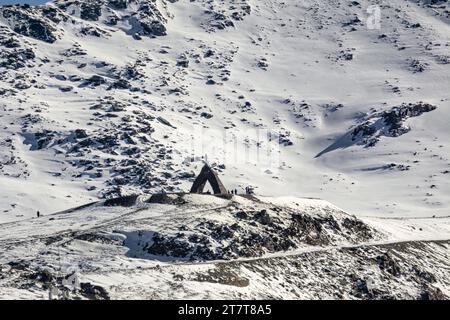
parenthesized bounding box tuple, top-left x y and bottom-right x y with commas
(0, 194, 449, 299)
(121, 194, 377, 261)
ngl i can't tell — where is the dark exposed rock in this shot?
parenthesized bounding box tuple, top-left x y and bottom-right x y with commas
(80, 2, 102, 21)
(351, 102, 437, 147)
(157, 116, 176, 128)
(317, 102, 437, 156)
(53, 0, 167, 39)
(418, 287, 447, 300)
(74, 129, 88, 139)
(177, 59, 189, 68)
(204, 49, 215, 58)
(288, 214, 329, 245)
(376, 253, 402, 276)
(104, 194, 139, 207)
(1, 6, 58, 43)
(79, 26, 108, 37)
(130, 1, 168, 37)
(109, 0, 129, 10)
(257, 59, 269, 70)
(29, 269, 53, 283)
(59, 86, 73, 92)
(235, 211, 248, 219)
(24, 130, 56, 150)
(408, 58, 428, 73)
(342, 217, 373, 239)
(0, 36, 20, 48)
(8, 260, 30, 271)
(0, 47, 35, 70)
(61, 46, 87, 57)
(343, 16, 362, 27)
(139, 20, 167, 37)
(278, 132, 293, 146)
(413, 266, 436, 283)
(194, 264, 250, 287)
(146, 233, 193, 257)
(109, 79, 131, 90)
(83, 75, 107, 86)
(354, 278, 369, 295)
(41, 5, 67, 24)
(135, 206, 374, 262)
(254, 209, 272, 225)
(200, 112, 213, 119)
(148, 193, 176, 204)
(80, 282, 110, 300)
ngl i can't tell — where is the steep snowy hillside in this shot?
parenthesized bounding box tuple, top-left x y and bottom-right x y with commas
(0, 0, 449, 222)
(1, 0, 449, 301)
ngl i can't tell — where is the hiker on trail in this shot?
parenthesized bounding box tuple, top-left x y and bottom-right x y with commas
(37, 211, 40, 218)
(234, 189, 237, 195)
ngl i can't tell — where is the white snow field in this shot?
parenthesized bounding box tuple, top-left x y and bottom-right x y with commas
(0, 0, 449, 299)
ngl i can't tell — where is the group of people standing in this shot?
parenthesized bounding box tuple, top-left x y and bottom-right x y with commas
(227, 187, 253, 195)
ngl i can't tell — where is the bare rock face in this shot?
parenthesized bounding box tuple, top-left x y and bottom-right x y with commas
(137, 199, 377, 261)
(132, 1, 168, 36)
(4, 261, 111, 300)
(0, 1, 169, 43)
(350, 102, 437, 147)
(55, 0, 169, 38)
(317, 102, 437, 156)
(0, 5, 61, 43)
(201, 1, 251, 32)
(80, 1, 103, 21)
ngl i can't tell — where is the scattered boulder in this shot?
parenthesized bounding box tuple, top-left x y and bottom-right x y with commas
(80, 282, 110, 300)
(83, 75, 107, 86)
(104, 194, 139, 207)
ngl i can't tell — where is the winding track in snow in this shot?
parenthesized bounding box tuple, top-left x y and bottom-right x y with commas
(79, 237, 450, 277)
(2, 198, 449, 276)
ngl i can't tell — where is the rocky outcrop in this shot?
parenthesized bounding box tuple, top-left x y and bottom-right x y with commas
(0, 5, 61, 43)
(0, 1, 170, 43)
(55, 0, 169, 38)
(132, 201, 377, 261)
(350, 102, 437, 147)
(316, 102, 437, 156)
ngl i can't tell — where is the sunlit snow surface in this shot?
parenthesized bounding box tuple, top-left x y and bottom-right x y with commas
(1, 0, 449, 221)
(0, 0, 450, 299)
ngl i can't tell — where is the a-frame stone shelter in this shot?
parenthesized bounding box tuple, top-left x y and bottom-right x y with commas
(190, 164, 227, 195)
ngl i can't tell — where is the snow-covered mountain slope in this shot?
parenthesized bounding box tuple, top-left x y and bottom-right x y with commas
(0, 194, 449, 299)
(0, 0, 449, 222)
